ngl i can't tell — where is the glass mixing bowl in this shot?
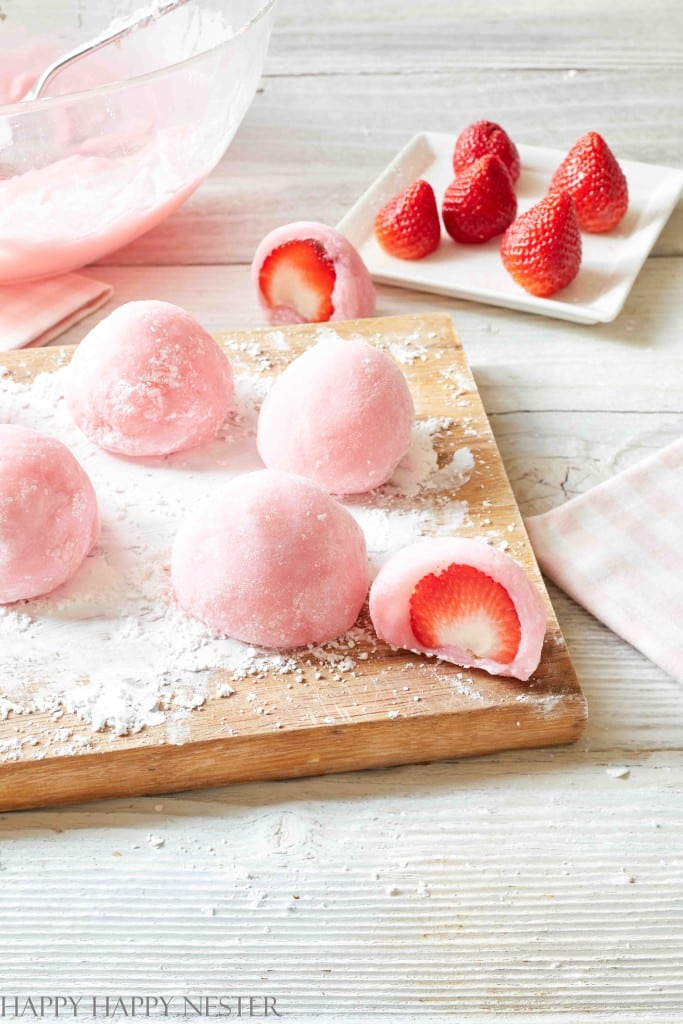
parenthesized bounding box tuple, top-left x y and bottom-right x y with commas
(0, 0, 276, 283)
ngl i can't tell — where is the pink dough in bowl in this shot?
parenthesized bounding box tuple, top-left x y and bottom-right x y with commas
(0, 0, 277, 283)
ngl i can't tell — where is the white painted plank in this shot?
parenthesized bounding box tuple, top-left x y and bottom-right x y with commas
(94, 67, 683, 267)
(5, 0, 681, 72)
(265, 0, 683, 75)
(77, 257, 683, 360)
(0, 752, 680, 1015)
(3, 1017, 682, 1024)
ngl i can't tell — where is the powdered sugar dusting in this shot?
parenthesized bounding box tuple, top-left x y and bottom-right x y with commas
(0, 355, 475, 744)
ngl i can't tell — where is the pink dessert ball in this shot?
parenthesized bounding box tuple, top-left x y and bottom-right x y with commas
(257, 334, 415, 494)
(369, 537, 547, 681)
(171, 469, 370, 649)
(66, 300, 234, 457)
(252, 221, 376, 325)
(0, 425, 100, 604)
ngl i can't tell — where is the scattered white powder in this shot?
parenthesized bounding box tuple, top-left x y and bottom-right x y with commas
(606, 765, 630, 779)
(389, 329, 429, 365)
(0, 359, 474, 743)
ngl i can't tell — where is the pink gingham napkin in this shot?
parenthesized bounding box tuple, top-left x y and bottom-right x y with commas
(0, 274, 113, 352)
(525, 439, 683, 682)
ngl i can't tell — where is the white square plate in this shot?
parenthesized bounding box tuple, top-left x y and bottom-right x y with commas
(337, 131, 683, 324)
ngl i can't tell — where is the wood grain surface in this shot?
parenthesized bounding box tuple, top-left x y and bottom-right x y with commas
(0, 314, 585, 812)
(0, 0, 681, 1019)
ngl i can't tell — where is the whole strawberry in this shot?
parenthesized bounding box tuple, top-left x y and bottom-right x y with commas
(442, 155, 517, 244)
(374, 179, 441, 260)
(500, 191, 582, 297)
(453, 120, 521, 184)
(549, 131, 628, 233)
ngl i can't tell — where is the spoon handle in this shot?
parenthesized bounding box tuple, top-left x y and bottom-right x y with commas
(26, 0, 193, 101)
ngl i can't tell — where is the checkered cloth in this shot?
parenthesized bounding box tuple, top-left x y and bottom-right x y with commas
(525, 438, 683, 683)
(0, 274, 113, 351)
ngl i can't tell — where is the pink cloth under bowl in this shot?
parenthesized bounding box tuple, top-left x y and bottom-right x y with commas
(0, 274, 113, 352)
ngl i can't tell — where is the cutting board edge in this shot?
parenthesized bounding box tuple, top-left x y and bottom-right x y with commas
(0, 694, 587, 812)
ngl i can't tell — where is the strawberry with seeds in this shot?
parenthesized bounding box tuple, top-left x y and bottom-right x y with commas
(410, 564, 522, 664)
(453, 120, 521, 184)
(369, 538, 547, 682)
(549, 131, 628, 233)
(500, 191, 582, 297)
(374, 179, 441, 260)
(442, 154, 517, 244)
(259, 238, 336, 323)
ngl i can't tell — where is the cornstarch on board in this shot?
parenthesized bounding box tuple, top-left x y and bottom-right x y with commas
(0, 335, 475, 741)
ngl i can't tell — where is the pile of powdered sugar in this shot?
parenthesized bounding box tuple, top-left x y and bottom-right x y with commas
(0, 344, 476, 741)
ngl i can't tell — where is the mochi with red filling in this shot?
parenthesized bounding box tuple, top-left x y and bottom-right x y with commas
(369, 537, 547, 681)
(252, 221, 376, 325)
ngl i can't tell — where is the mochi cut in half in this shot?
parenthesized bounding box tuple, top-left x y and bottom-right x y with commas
(369, 537, 547, 681)
(252, 221, 376, 325)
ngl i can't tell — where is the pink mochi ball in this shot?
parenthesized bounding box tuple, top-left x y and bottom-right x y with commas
(66, 300, 234, 457)
(0, 425, 100, 604)
(369, 537, 547, 681)
(171, 469, 370, 649)
(257, 334, 415, 494)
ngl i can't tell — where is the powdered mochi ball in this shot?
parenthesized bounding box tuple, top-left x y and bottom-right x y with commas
(171, 470, 369, 649)
(257, 335, 415, 494)
(66, 300, 234, 457)
(0, 425, 100, 604)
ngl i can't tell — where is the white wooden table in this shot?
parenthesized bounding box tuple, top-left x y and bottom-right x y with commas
(1, 2, 682, 1021)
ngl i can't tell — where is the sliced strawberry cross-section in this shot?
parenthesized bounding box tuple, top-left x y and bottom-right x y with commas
(410, 563, 522, 663)
(368, 537, 548, 681)
(258, 238, 336, 323)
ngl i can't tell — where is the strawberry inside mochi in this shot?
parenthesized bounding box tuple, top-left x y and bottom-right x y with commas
(369, 537, 547, 681)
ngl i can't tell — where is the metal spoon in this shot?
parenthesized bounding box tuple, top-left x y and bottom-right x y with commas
(25, 0, 193, 101)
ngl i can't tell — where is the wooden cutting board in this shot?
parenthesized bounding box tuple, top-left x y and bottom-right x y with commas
(0, 313, 586, 811)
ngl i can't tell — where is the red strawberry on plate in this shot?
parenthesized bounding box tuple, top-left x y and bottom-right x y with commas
(410, 563, 522, 664)
(452, 120, 521, 184)
(442, 154, 517, 244)
(500, 191, 582, 297)
(258, 237, 337, 323)
(549, 131, 628, 233)
(374, 179, 441, 260)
